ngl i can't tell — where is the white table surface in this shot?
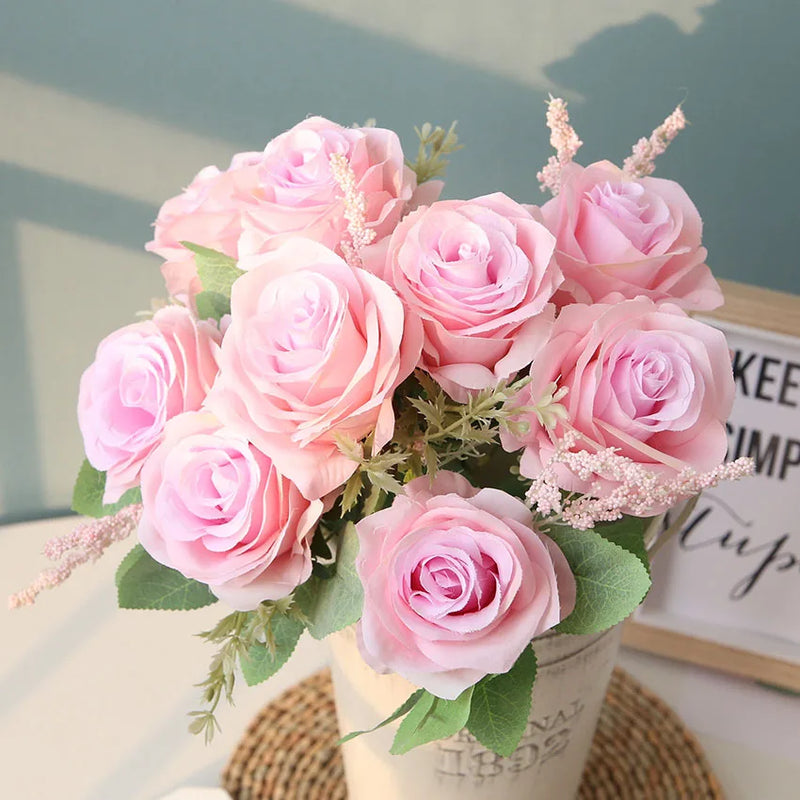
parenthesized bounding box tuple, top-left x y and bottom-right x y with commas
(2, 517, 798, 800)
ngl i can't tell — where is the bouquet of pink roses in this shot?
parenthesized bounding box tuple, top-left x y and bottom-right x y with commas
(11, 100, 751, 758)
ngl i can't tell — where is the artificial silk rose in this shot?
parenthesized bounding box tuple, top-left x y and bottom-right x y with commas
(384, 193, 562, 401)
(146, 164, 249, 303)
(502, 297, 735, 506)
(137, 411, 323, 610)
(539, 160, 722, 310)
(78, 306, 221, 504)
(355, 471, 576, 699)
(205, 238, 422, 500)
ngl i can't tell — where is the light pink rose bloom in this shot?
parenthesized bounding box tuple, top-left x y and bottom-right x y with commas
(355, 471, 576, 699)
(384, 193, 563, 401)
(146, 165, 246, 303)
(538, 161, 722, 310)
(502, 298, 735, 508)
(205, 238, 423, 500)
(78, 306, 222, 504)
(137, 411, 323, 610)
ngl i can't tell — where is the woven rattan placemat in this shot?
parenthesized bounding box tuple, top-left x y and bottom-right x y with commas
(222, 668, 723, 800)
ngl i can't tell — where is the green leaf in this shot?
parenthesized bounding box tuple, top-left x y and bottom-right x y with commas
(594, 516, 651, 575)
(195, 290, 231, 323)
(390, 686, 474, 755)
(548, 526, 651, 635)
(293, 523, 363, 638)
(240, 613, 305, 686)
(72, 459, 142, 518)
(181, 241, 243, 296)
(466, 645, 537, 757)
(338, 689, 425, 746)
(116, 545, 218, 610)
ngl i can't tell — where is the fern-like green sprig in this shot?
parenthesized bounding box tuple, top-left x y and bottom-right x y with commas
(407, 122, 462, 183)
(189, 599, 299, 742)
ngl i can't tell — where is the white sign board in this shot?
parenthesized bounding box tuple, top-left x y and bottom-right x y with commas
(638, 316, 800, 665)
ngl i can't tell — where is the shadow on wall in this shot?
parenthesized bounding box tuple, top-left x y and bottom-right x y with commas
(1, 0, 798, 520)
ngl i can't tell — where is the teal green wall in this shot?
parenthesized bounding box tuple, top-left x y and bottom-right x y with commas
(2, 0, 798, 519)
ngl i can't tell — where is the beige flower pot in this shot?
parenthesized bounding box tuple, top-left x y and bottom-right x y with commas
(329, 623, 622, 800)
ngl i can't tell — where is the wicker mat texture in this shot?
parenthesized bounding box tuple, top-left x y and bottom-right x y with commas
(222, 668, 723, 800)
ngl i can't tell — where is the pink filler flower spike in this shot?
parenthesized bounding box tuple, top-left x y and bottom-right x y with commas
(8, 504, 142, 609)
(536, 96, 583, 195)
(329, 152, 376, 269)
(623, 105, 687, 178)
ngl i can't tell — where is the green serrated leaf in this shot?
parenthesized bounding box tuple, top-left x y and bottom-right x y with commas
(195, 290, 231, 323)
(182, 241, 243, 297)
(240, 613, 305, 686)
(293, 523, 363, 638)
(116, 546, 218, 610)
(340, 471, 364, 514)
(390, 686, 474, 755)
(548, 526, 651, 634)
(71, 459, 142, 518)
(594, 516, 651, 575)
(466, 645, 537, 757)
(338, 689, 425, 746)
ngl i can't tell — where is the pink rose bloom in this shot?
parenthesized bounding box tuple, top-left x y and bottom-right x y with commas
(502, 298, 735, 508)
(137, 411, 323, 610)
(538, 160, 722, 310)
(355, 471, 576, 699)
(205, 238, 422, 500)
(146, 165, 246, 302)
(384, 193, 563, 401)
(78, 306, 221, 503)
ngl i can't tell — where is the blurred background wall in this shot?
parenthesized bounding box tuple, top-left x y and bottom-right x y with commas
(2, 0, 798, 521)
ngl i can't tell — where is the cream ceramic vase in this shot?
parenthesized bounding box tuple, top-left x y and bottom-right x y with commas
(329, 623, 622, 800)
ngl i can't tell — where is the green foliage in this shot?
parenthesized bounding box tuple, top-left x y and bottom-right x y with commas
(294, 523, 364, 639)
(240, 612, 305, 686)
(71, 459, 141, 518)
(390, 686, 474, 755)
(338, 689, 425, 746)
(594, 516, 651, 574)
(115, 545, 218, 610)
(190, 600, 304, 743)
(467, 645, 538, 757)
(195, 290, 231, 323)
(548, 526, 652, 635)
(407, 122, 462, 183)
(182, 241, 243, 297)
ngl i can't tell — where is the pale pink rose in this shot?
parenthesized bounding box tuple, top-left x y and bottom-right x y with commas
(502, 298, 735, 507)
(78, 306, 221, 504)
(146, 166, 244, 302)
(137, 411, 323, 610)
(355, 471, 576, 699)
(238, 116, 424, 256)
(538, 161, 722, 310)
(384, 193, 563, 401)
(204, 238, 423, 500)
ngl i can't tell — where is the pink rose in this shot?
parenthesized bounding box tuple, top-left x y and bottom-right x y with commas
(205, 238, 422, 500)
(146, 165, 245, 302)
(137, 411, 323, 610)
(384, 193, 562, 401)
(502, 298, 735, 506)
(78, 306, 221, 503)
(539, 160, 722, 310)
(239, 116, 422, 255)
(355, 471, 576, 699)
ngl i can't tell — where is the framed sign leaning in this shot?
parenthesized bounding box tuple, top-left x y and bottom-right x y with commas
(624, 279, 800, 692)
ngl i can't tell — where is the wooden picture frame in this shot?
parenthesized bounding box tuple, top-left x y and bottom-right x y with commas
(622, 279, 800, 692)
